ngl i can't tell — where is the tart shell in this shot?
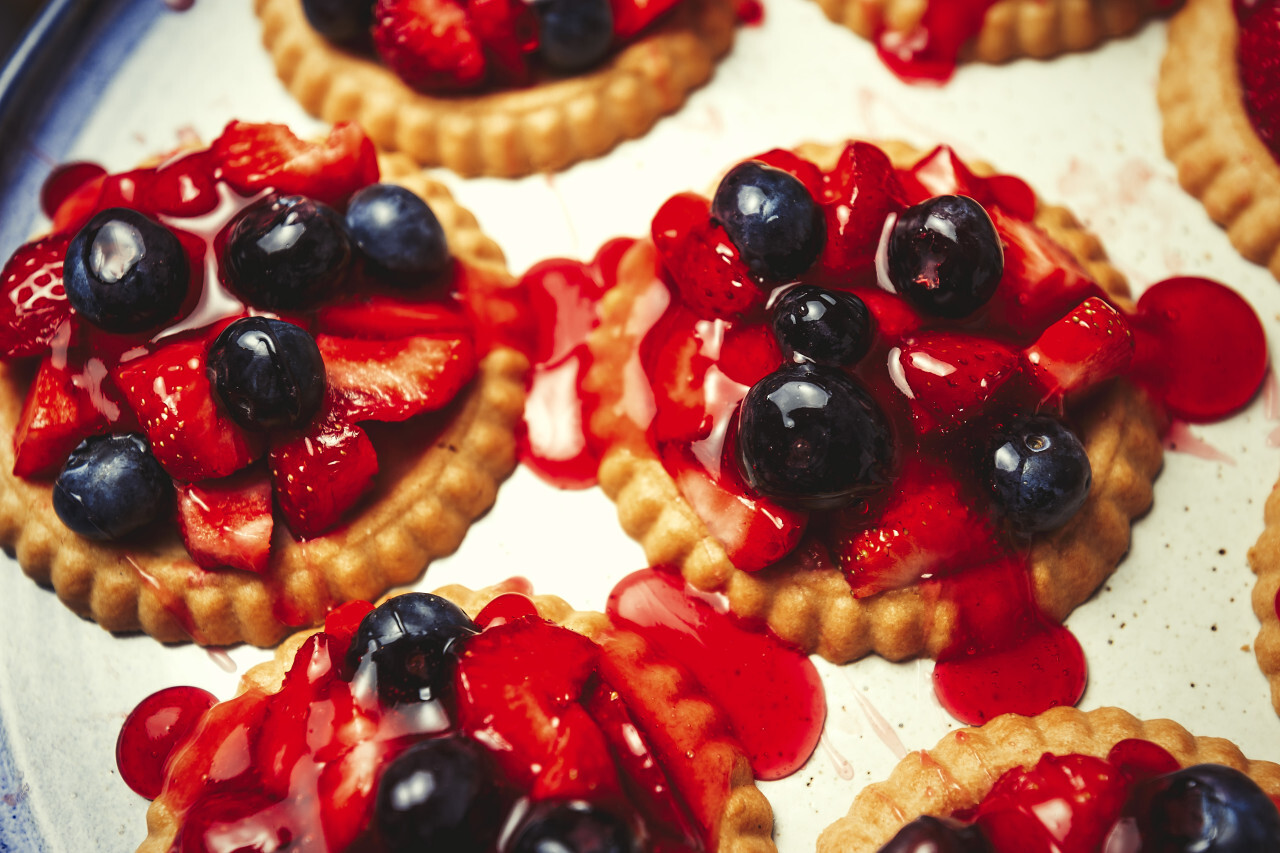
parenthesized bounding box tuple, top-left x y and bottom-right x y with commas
(136, 580, 777, 853)
(1247, 475, 1280, 715)
(816, 705, 1280, 853)
(584, 140, 1165, 664)
(254, 0, 737, 177)
(0, 153, 529, 648)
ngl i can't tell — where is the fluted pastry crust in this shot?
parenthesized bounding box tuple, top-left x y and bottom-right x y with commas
(1247, 476, 1280, 714)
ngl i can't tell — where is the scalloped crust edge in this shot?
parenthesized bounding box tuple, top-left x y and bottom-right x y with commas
(136, 581, 776, 853)
(0, 152, 529, 647)
(254, 0, 737, 177)
(816, 705, 1280, 852)
(1247, 476, 1280, 715)
(812, 0, 1174, 66)
(585, 140, 1165, 664)
(1158, 0, 1280, 282)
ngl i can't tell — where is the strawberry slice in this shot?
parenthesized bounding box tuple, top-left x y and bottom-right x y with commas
(13, 357, 111, 478)
(115, 339, 264, 481)
(317, 738, 399, 851)
(751, 149, 826, 199)
(529, 703, 624, 802)
(467, 0, 537, 86)
(652, 193, 765, 319)
(268, 409, 378, 539)
(1023, 296, 1133, 399)
(610, 0, 681, 39)
(891, 332, 1020, 431)
(817, 141, 908, 277)
(316, 295, 471, 340)
(0, 234, 72, 358)
(373, 0, 489, 92)
(901, 145, 1037, 222)
(176, 468, 274, 574)
(1238, 0, 1280, 159)
(319, 334, 477, 423)
(211, 121, 380, 209)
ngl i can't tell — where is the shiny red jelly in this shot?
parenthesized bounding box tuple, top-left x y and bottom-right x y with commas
(1236, 0, 1280, 161)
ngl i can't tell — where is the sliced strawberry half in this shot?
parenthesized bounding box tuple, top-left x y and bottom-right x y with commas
(211, 121, 380, 209)
(373, 0, 489, 92)
(114, 338, 265, 481)
(816, 141, 908, 277)
(319, 333, 477, 423)
(651, 193, 765, 320)
(176, 468, 274, 574)
(268, 408, 379, 539)
(467, 0, 537, 86)
(891, 331, 1020, 432)
(1023, 296, 1133, 400)
(13, 357, 110, 478)
(0, 234, 72, 358)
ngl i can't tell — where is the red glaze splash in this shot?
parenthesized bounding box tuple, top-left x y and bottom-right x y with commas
(116, 685, 218, 800)
(607, 568, 825, 780)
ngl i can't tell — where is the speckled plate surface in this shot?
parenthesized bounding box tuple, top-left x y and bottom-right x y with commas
(1, 1, 1280, 851)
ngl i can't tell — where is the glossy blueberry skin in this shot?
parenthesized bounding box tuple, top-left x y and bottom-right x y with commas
(53, 434, 171, 541)
(509, 801, 638, 853)
(711, 161, 826, 282)
(771, 285, 874, 367)
(887, 194, 1003, 319)
(345, 183, 450, 284)
(64, 208, 189, 334)
(301, 0, 373, 43)
(877, 816, 994, 853)
(222, 194, 352, 311)
(1119, 764, 1280, 853)
(735, 363, 894, 511)
(374, 738, 499, 853)
(207, 317, 326, 431)
(346, 593, 480, 704)
(533, 0, 614, 73)
(988, 416, 1091, 533)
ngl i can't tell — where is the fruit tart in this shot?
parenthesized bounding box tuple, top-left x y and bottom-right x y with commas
(1159, 0, 1280, 282)
(0, 120, 528, 647)
(816, 706, 1280, 853)
(1248, 476, 1280, 716)
(813, 0, 1177, 83)
(118, 581, 776, 853)
(253, 0, 737, 177)
(552, 139, 1267, 724)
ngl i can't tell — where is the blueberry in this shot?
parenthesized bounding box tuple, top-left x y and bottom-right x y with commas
(533, 0, 614, 73)
(711, 161, 825, 282)
(346, 593, 480, 703)
(375, 738, 500, 853)
(771, 285, 874, 367)
(988, 416, 1091, 533)
(345, 183, 450, 284)
(53, 434, 171, 540)
(509, 801, 638, 853)
(64, 208, 189, 334)
(1118, 764, 1280, 853)
(222, 194, 351, 311)
(735, 363, 894, 511)
(207, 317, 326, 431)
(887, 195, 1003, 319)
(876, 816, 994, 853)
(301, 0, 373, 43)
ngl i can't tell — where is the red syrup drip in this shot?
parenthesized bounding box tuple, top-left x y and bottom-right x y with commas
(606, 568, 825, 780)
(39, 162, 107, 220)
(874, 0, 997, 84)
(116, 685, 218, 800)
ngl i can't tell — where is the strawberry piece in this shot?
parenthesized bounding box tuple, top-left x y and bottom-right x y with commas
(901, 145, 1037, 222)
(269, 409, 378, 539)
(817, 141, 908, 277)
(115, 339, 265, 481)
(176, 468, 274, 574)
(751, 149, 826, 199)
(467, 0, 537, 86)
(319, 334, 477, 423)
(317, 738, 398, 851)
(316, 295, 471, 340)
(0, 235, 72, 358)
(651, 193, 765, 319)
(1238, 0, 1280, 159)
(610, 0, 681, 39)
(859, 287, 922, 339)
(211, 121, 380, 209)
(373, 0, 489, 92)
(891, 331, 1020, 431)
(832, 461, 1002, 597)
(1023, 296, 1133, 399)
(13, 357, 110, 477)
(529, 703, 624, 802)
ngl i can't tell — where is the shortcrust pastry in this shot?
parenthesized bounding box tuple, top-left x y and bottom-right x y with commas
(1247, 475, 1280, 715)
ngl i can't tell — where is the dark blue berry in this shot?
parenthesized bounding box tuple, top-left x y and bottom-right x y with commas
(887, 194, 1003, 319)
(1121, 764, 1280, 853)
(207, 317, 326, 431)
(533, 0, 614, 72)
(346, 593, 479, 703)
(53, 434, 171, 540)
(64, 208, 189, 334)
(509, 801, 637, 853)
(375, 738, 500, 853)
(735, 363, 893, 511)
(711, 161, 825, 282)
(222, 194, 351, 311)
(876, 816, 994, 853)
(345, 183, 449, 284)
(771, 285, 874, 367)
(302, 0, 373, 43)
(988, 416, 1091, 533)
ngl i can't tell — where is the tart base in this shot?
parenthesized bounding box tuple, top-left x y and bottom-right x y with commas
(1247, 476, 1280, 715)
(0, 153, 529, 647)
(254, 0, 738, 177)
(816, 705, 1280, 853)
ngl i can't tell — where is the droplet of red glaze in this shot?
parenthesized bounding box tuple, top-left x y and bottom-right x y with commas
(116, 685, 218, 800)
(39, 162, 107, 220)
(1128, 277, 1268, 422)
(606, 568, 825, 780)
